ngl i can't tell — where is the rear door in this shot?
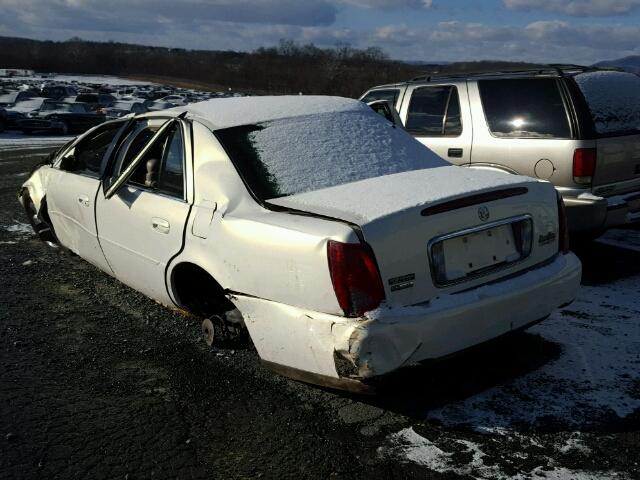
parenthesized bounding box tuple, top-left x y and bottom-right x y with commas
(398, 82, 472, 165)
(468, 77, 578, 180)
(96, 117, 193, 306)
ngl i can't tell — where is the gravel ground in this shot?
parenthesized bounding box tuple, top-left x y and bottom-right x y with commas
(1, 144, 638, 479)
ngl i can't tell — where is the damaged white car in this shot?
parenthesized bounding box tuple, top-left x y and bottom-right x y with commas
(20, 96, 581, 391)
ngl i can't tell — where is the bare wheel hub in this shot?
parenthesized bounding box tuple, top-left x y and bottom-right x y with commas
(201, 318, 215, 346)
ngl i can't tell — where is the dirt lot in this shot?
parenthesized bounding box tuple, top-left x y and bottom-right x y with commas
(1, 144, 638, 479)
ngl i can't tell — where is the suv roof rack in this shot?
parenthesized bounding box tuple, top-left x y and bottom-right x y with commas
(409, 63, 624, 83)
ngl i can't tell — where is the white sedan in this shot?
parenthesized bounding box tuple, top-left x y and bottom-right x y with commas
(20, 96, 581, 391)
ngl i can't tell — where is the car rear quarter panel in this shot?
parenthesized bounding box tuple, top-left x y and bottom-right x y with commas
(167, 121, 357, 315)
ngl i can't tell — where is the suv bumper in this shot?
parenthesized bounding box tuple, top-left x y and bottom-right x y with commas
(235, 253, 582, 383)
(563, 191, 640, 232)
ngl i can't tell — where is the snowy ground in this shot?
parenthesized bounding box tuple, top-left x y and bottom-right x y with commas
(379, 227, 640, 479)
(0, 132, 72, 152)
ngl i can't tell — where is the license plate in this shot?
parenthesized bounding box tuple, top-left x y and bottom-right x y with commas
(441, 224, 519, 282)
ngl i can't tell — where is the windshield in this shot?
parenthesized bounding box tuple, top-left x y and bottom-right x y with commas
(41, 102, 74, 112)
(215, 109, 446, 200)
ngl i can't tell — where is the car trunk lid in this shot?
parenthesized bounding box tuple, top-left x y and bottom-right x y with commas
(269, 166, 560, 307)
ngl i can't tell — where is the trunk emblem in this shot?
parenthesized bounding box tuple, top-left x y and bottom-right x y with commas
(478, 206, 490, 222)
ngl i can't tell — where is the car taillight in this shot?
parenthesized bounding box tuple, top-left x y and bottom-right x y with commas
(557, 194, 570, 254)
(573, 148, 596, 185)
(327, 240, 385, 317)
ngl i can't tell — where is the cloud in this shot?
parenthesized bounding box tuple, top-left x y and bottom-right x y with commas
(0, 0, 340, 28)
(340, 0, 432, 8)
(367, 20, 640, 63)
(1, 0, 639, 65)
(504, 0, 640, 17)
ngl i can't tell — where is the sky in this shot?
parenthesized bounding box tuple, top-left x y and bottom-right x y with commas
(1, 0, 640, 64)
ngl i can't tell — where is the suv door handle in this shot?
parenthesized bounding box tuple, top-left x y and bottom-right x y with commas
(448, 148, 463, 158)
(151, 217, 170, 234)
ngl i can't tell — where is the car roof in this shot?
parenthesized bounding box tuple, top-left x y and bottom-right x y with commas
(168, 95, 365, 130)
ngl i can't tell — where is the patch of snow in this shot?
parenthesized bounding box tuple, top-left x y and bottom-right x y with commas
(557, 433, 591, 455)
(271, 165, 534, 223)
(3, 222, 33, 237)
(0, 132, 71, 151)
(427, 266, 640, 430)
(574, 71, 640, 135)
(382, 428, 620, 480)
(181, 95, 363, 130)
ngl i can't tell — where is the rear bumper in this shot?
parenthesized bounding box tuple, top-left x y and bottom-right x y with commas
(235, 252, 582, 381)
(563, 190, 640, 232)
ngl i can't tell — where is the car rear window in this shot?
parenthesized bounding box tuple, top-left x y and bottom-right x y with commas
(215, 108, 447, 200)
(478, 78, 571, 139)
(574, 71, 640, 137)
(360, 89, 400, 105)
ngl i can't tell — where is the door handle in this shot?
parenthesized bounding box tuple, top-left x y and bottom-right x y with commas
(77, 195, 90, 207)
(448, 148, 463, 158)
(151, 217, 170, 234)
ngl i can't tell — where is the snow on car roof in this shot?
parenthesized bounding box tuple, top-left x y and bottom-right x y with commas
(176, 95, 364, 130)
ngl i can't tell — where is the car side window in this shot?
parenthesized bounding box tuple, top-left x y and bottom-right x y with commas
(406, 86, 462, 137)
(478, 78, 571, 139)
(361, 89, 400, 105)
(126, 123, 185, 199)
(58, 122, 122, 177)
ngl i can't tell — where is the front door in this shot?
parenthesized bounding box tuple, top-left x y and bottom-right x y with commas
(45, 122, 124, 273)
(96, 118, 192, 306)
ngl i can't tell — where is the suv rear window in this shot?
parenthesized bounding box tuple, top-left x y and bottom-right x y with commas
(360, 89, 400, 105)
(574, 71, 640, 137)
(479, 78, 571, 139)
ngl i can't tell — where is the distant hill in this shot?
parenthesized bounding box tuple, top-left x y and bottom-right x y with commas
(593, 56, 640, 73)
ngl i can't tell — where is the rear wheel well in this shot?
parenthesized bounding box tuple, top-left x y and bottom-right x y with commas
(171, 263, 235, 318)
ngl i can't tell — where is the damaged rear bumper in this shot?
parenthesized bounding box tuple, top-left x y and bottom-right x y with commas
(233, 252, 581, 385)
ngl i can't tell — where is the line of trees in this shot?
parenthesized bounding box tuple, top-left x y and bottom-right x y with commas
(0, 36, 422, 97)
(0, 36, 546, 97)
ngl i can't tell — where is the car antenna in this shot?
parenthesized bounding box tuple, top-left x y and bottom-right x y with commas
(177, 110, 188, 119)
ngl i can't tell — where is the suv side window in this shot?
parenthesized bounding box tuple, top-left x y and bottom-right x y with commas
(406, 86, 462, 137)
(58, 122, 123, 177)
(479, 78, 571, 139)
(361, 89, 400, 105)
(126, 123, 185, 199)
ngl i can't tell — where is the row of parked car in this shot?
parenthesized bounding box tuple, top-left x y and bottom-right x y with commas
(0, 76, 243, 135)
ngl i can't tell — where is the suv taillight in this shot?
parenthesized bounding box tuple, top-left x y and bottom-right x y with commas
(573, 148, 596, 185)
(557, 194, 570, 254)
(327, 240, 385, 317)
